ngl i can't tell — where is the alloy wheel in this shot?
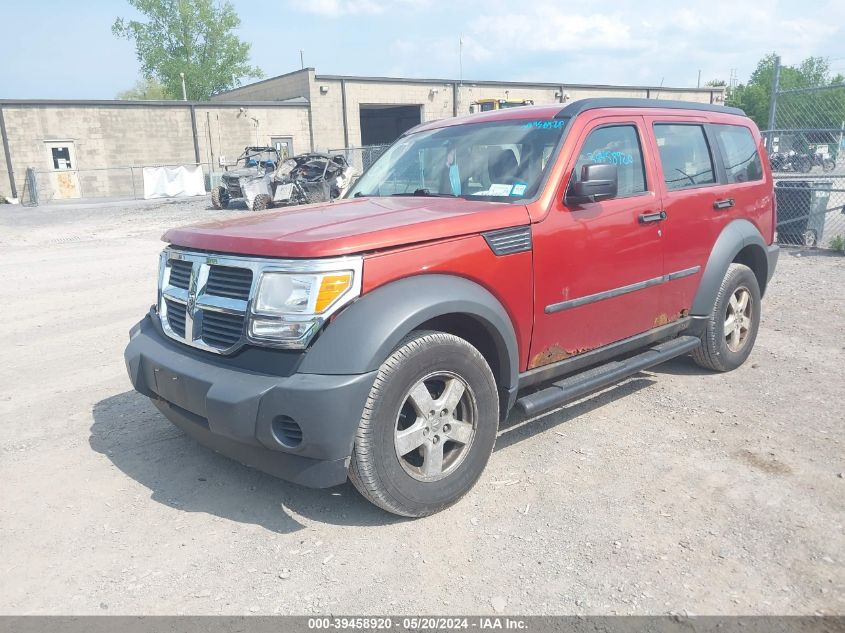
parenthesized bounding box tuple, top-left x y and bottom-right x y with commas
(394, 371, 477, 482)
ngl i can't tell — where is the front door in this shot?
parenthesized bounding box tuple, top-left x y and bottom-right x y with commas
(44, 141, 81, 199)
(270, 137, 293, 160)
(528, 116, 665, 369)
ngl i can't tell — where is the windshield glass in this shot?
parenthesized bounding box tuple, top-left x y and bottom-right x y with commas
(348, 118, 568, 201)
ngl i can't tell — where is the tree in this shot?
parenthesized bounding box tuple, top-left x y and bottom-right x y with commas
(116, 77, 173, 100)
(730, 54, 845, 130)
(113, 0, 263, 101)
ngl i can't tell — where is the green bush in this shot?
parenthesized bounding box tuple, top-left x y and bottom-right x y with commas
(830, 235, 845, 252)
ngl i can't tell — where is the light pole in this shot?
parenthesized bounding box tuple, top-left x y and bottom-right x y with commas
(180, 72, 187, 101)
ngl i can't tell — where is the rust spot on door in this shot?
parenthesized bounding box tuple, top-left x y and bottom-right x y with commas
(654, 308, 690, 327)
(529, 345, 592, 369)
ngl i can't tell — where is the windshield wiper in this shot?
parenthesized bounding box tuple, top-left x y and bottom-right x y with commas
(391, 188, 457, 198)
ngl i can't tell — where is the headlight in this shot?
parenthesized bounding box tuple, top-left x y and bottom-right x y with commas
(248, 266, 360, 348)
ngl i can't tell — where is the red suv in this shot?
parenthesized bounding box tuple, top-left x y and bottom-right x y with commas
(125, 99, 778, 517)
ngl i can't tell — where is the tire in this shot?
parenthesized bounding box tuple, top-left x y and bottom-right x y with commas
(211, 185, 229, 209)
(803, 229, 817, 248)
(823, 158, 835, 172)
(691, 263, 761, 372)
(251, 194, 271, 211)
(348, 330, 499, 517)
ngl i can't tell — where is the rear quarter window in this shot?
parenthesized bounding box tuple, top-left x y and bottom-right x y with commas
(713, 124, 763, 183)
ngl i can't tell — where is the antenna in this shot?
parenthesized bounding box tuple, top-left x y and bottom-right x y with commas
(300, 50, 305, 70)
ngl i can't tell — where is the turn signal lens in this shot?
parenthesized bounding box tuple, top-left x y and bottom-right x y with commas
(315, 273, 353, 313)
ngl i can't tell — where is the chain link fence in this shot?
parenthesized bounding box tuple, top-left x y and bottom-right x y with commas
(20, 163, 223, 206)
(19, 147, 394, 206)
(764, 62, 845, 249)
(329, 145, 389, 181)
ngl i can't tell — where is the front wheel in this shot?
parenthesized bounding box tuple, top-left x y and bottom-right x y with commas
(823, 158, 835, 172)
(211, 185, 229, 209)
(691, 263, 761, 372)
(348, 331, 499, 517)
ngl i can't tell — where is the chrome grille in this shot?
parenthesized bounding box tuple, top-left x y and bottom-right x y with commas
(206, 265, 252, 300)
(200, 310, 245, 348)
(160, 252, 255, 354)
(168, 260, 192, 290)
(164, 298, 187, 337)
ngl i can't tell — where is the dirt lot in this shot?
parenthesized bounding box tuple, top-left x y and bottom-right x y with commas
(0, 197, 843, 616)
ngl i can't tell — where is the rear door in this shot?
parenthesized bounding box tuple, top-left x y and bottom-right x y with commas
(528, 115, 665, 369)
(643, 117, 769, 318)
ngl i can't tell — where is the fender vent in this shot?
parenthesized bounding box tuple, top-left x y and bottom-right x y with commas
(483, 226, 532, 256)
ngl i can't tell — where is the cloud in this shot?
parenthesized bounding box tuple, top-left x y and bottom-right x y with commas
(293, 0, 384, 16)
(292, 0, 428, 17)
(471, 6, 648, 54)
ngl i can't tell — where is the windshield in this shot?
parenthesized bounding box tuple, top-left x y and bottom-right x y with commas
(348, 118, 567, 201)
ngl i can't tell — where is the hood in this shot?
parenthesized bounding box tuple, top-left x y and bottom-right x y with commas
(164, 196, 531, 258)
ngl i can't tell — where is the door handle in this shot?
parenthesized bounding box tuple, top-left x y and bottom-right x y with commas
(713, 198, 735, 210)
(638, 210, 667, 224)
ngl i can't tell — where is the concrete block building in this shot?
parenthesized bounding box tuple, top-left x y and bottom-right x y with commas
(0, 69, 724, 201)
(213, 68, 726, 153)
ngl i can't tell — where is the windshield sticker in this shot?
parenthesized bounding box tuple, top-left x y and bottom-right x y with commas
(472, 183, 514, 196)
(510, 182, 528, 196)
(589, 150, 634, 165)
(523, 120, 566, 129)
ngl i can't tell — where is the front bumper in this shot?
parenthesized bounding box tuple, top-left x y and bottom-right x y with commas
(124, 313, 377, 488)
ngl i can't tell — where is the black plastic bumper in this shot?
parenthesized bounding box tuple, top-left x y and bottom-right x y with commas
(124, 314, 377, 488)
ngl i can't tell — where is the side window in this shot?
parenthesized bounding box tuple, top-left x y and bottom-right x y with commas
(574, 125, 646, 197)
(714, 124, 763, 183)
(653, 124, 715, 191)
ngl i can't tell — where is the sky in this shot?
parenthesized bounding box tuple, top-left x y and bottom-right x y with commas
(1, 0, 844, 100)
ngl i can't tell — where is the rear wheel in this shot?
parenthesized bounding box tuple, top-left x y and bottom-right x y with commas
(211, 185, 229, 209)
(823, 158, 835, 172)
(251, 194, 271, 211)
(691, 263, 761, 372)
(348, 331, 499, 517)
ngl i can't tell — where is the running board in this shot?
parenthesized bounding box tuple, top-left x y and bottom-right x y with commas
(515, 336, 701, 416)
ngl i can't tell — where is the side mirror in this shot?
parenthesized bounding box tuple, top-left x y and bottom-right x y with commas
(566, 163, 618, 204)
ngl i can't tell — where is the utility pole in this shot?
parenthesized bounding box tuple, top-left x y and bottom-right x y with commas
(459, 35, 463, 86)
(180, 72, 187, 101)
(697, 69, 701, 88)
(766, 55, 781, 149)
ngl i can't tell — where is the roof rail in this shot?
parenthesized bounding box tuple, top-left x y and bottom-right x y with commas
(555, 98, 745, 119)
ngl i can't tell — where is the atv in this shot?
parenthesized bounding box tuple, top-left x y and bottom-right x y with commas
(212, 146, 281, 211)
(270, 153, 356, 207)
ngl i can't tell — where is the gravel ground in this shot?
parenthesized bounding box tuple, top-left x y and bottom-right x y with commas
(0, 196, 843, 616)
